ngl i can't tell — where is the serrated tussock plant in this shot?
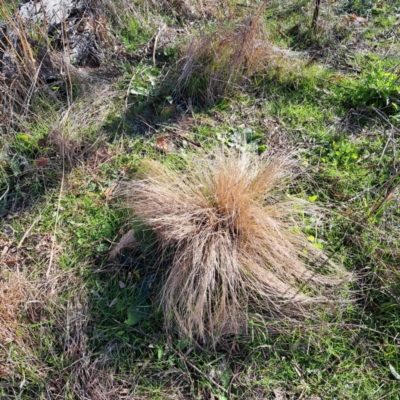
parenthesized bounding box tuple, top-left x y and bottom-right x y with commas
(121, 150, 351, 343)
(176, 2, 278, 103)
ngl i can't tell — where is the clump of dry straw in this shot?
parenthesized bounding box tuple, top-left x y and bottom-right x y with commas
(121, 149, 351, 343)
(175, 1, 290, 103)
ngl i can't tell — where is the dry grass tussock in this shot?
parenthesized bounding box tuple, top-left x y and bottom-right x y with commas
(0, 268, 42, 378)
(48, 83, 118, 164)
(176, 2, 287, 102)
(122, 150, 352, 343)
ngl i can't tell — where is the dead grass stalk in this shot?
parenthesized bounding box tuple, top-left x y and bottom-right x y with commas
(0, 0, 90, 131)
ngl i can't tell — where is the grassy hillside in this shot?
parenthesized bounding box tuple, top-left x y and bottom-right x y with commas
(1, 0, 399, 398)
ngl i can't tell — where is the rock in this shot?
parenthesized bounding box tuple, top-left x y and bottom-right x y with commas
(18, 0, 86, 28)
(0, 0, 107, 84)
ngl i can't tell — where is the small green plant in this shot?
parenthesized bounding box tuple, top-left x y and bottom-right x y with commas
(325, 140, 359, 169)
(346, 62, 400, 111)
(119, 16, 152, 53)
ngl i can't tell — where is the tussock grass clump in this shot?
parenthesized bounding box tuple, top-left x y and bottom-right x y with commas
(176, 3, 276, 102)
(123, 150, 351, 342)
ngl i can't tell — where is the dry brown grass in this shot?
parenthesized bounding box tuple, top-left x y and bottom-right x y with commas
(0, 236, 54, 382)
(121, 150, 351, 343)
(0, 235, 108, 394)
(0, 269, 27, 350)
(47, 83, 118, 164)
(0, 0, 111, 133)
(175, 2, 282, 102)
(0, 1, 73, 133)
(0, 267, 42, 379)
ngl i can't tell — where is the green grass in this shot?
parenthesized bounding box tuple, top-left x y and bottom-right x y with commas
(1, 0, 400, 398)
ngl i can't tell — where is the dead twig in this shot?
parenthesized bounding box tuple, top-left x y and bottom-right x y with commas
(370, 107, 400, 137)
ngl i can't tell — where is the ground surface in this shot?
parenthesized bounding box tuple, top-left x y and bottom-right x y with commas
(1, 0, 400, 398)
